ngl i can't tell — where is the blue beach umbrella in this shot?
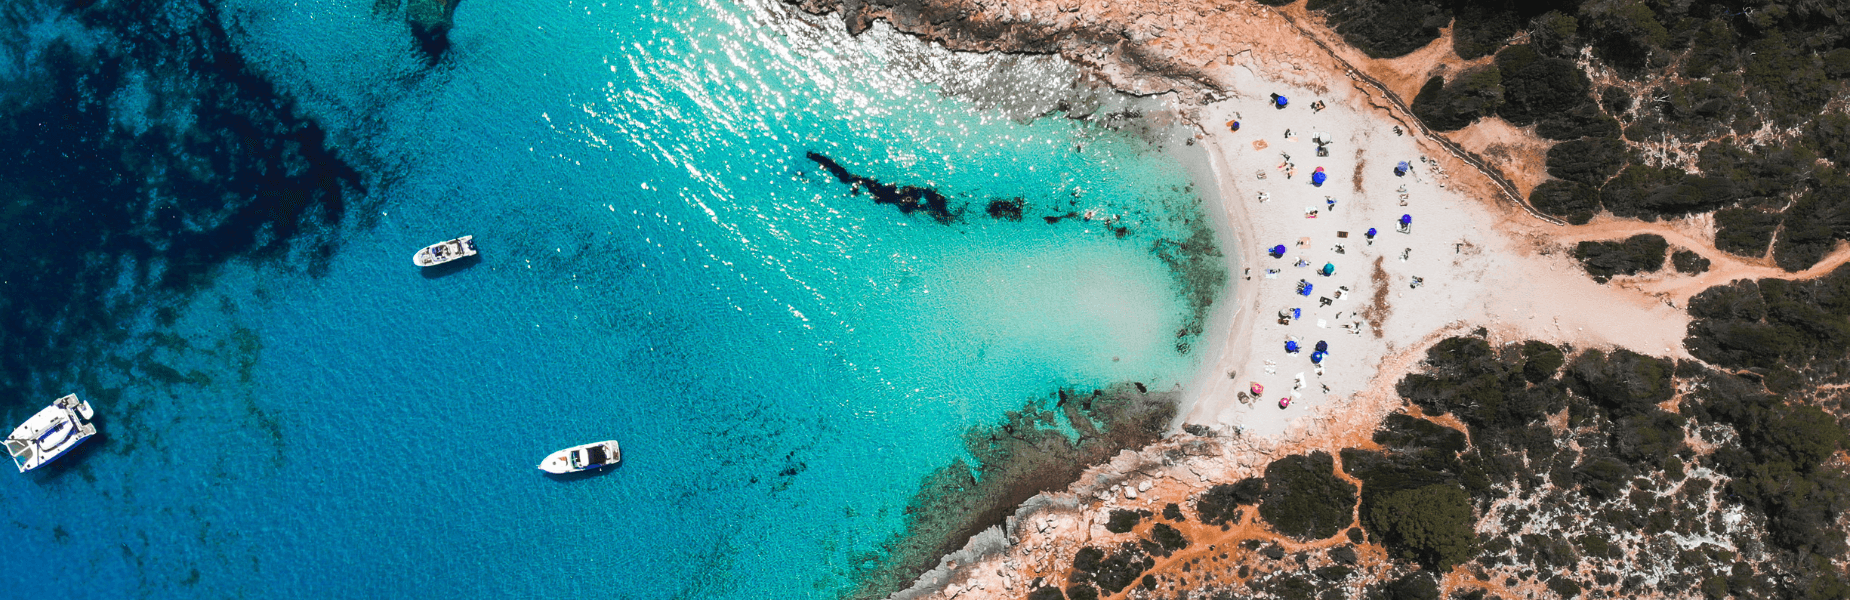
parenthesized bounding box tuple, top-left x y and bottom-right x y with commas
(1298, 282, 1314, 297)
(1273, 94, 1289, 108)
(1315, 341, 1328, 353)
(1366, 228, 1377, 238)
(1400, 214, 1412, 225)
(1270, 244, 1287, 258)
(1285, 340, 1300, 353)
(1311, 170, 1327, 186)
(1310, 351, 1325, 364)
(1394, 161, 1410, 176)
(1292, 308, 1302, 320)
(1321, 263, 1335, 276)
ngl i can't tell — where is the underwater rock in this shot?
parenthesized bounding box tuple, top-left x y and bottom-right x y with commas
(375, 0, 462, 63)
(807, 152, 959, 224)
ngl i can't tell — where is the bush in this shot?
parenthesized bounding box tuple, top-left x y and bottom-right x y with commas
(1194, 478, 1263, 525)
(1545, 137, 1629, 186)
(1521, 340, 1565, 383)
(1105, 509, 1140, 534)
(1535, 103, 1623, 140)
(1529, 180, 1600, 224)
(1672, 249, 1710, 274)
(1385, 571, 1441, 600)
(1713, 208, 1780, 257)
(1566, 348, 1675, 416)
(1365, 484, 1479, 569)
(1452, 2, 1528, 60)
(1149, 523, 1189, 554)
(1258, 451, 1359, 540)
(1411, 67, 1505, 131)
(1026, 586, 1065, 600)
(1773, 191, 1847, 271)
(1574, 234, 1667, 283)
(1599, 165, 1736, 220)
(1495, 44, 1594, 128)
(1307, 0, 1452, 58)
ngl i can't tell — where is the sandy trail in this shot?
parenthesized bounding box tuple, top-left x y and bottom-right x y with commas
(1549, 217, 1850, 303)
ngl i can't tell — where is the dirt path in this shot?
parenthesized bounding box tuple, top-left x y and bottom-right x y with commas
(1546, 218, 1850, 303)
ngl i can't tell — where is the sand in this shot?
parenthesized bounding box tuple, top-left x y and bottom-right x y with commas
(1173, 71, 1693, 438)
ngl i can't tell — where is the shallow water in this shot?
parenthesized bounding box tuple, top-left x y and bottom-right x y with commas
(0, 0, 1225, 597)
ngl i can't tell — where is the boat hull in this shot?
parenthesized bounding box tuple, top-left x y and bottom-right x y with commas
(7, 394, 98, 473)
(413, 235, 478, 267)
(538, 440, 621, 474)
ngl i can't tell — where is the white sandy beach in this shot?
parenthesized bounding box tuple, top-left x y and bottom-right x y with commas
(1174, 66, 1691, 439)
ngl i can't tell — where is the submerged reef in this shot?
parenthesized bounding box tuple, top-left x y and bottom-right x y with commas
(0, 0, 367, 406)
(850, 383, 1177, 600)
(807, 152, 961, 223)
(373, 0, 463, 62)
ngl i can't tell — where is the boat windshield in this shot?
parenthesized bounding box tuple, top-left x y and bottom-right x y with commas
(4, 438, 28, 457)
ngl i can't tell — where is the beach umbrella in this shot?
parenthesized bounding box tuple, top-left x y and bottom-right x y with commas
(1279, 397, 1292, 409)
(1285, 340, 1300, 353)
(1310, 351, 1325, 364)
(1311, 170, 1327, 186)
(1395, 161, 1410, 176)
(1273, 94, 1289, 108)
(1299, 282, 1314, 296)
(1321, 263, 1335, 276)
(1229, 121, 1241, 132)
(1292, 308, 1302, 320)
(1315, 340, 1328, 353)
(1400, 214, 1412, 225)
(1251, 382, 1265, 395)
(1366, 228, 1377, 238)
(1270, 244, 1287, 258)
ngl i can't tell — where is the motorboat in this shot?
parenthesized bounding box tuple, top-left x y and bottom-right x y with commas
(538, 440, 621, 474)
(5, 394, 97, 473)
(413, 235, 478, 267)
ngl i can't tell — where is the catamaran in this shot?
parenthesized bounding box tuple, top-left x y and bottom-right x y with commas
(413, 235, 478, 267)
(6, 394, 97, 473)
(538, 440, 620, 474)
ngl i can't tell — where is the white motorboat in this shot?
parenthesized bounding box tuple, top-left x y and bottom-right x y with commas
(413, 235, 478, 267)
(538, 440, 621, 474)
(5, 394, 97, 473)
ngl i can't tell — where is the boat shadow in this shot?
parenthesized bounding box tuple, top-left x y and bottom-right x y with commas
(419, 254, 482, 279)
(542, 462, 623, 482)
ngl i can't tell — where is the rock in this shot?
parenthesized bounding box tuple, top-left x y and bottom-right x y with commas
(1124, 487, 1137, 499)
(1138, 480, 1153, 492)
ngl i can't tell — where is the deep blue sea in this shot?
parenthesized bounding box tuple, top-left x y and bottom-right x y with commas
(0, 0, 1224, 597)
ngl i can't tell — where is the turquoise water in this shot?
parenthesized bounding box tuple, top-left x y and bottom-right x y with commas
(0, 0, 1223, 597)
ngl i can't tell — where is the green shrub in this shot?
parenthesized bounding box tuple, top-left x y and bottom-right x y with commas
(1521, 341, 1565, 383)
(1545, 137, 1628, 186)
(1307, 0, 1451, 58)
(1713, 208, 1780, 257)
(1258, 451, 1358, 540)
(1529, 180, 1600, 224)
(1104, 509, 1140, 534)
(1411, 67, 1504, 131)
(1672, 249, 1710, 274)
(1574, 234, 1668, 283)
(1365, 484, 1480, 569)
